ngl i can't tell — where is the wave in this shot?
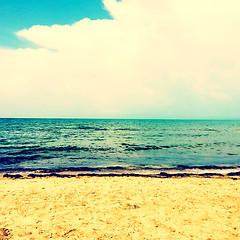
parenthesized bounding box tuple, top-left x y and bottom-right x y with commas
(121, 143, 177, 151)
(77, 125, 141, 131)
(1, 164, 239, 172)
(114, 128, 139, 131)
(202, 128, 220, 132)
(0, 155, 43, 165)
(4, 145, 114, 156)
(78, 125, 107, 131)
(1, 164, 240, 178)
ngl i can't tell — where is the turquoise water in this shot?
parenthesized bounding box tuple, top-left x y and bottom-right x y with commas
(0, 119, 240, 171)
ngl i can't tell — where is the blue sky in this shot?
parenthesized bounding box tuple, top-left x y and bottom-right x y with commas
(0, 0, 112, 48)
(0, 0, 240, 119)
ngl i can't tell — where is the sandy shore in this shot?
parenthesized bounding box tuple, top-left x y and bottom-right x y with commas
(0, 176, 239, 240)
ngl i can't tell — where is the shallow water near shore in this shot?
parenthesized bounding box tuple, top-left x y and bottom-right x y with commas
(0, 118, 240, 173)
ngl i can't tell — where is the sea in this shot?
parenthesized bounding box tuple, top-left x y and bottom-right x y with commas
(0, 118, 240, 175)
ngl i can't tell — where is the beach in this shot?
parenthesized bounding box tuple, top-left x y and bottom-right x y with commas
(0, 175, 239, 239)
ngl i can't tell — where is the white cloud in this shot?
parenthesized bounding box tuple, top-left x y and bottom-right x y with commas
(1, 0, 240, 118)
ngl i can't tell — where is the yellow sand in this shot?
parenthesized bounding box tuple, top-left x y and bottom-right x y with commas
(0, 176, 239, 240)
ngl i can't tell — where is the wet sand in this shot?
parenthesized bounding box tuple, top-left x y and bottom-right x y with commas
(0, 176, 239, 239)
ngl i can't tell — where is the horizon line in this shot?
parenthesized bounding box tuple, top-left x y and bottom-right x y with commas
(0, 117, 240, 121)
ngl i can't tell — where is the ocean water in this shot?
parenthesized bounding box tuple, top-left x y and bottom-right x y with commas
(0, 118, 240, 172)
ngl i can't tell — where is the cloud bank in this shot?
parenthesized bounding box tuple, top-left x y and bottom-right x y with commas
(1, 0, 240, 118)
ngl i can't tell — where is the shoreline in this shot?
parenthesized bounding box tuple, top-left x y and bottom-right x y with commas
(1, 172, 240, 180)
(1, 165, 240, 180)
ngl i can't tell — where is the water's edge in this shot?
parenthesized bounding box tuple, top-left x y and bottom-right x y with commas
(1, 165, 240, 179)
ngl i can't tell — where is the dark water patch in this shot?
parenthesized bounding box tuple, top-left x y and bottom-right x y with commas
(28, 173, 46, 178)
(0, 146, 13, 150)
(213, 142, 226, 145)
(3, 173, 23, 179)
(160, 145, 173, 149)
(198, 173, 224, 177)
(5, 146, 85, 155)
(158, 172, 195, 178)
(5, 145, 114, 155)
(38, 166, 99, 173)
(114, 128, 139, 131)
(0, 145, 41, 152)
(105, 166, 128, 170)
(175, 165, 239, 170)
(96, 147, 113, 151)
(124, 145, 163, 151)
(28, 173, 77, 178)
(69, 156, 99, 160)
(121, 143, 138, 146)
(166, 133, 209, 137)
(78, 125, 107, 131)
(92, 138, 104, 141)
(0, 167, 35, 173)
(121, 144, 176, 151)
(227, 171, 240, 176)
(203, 128, 219, 132)
(0, 154, 44, 165)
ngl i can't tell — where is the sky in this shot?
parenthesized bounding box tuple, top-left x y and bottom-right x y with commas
(1, 0, 240, 119)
